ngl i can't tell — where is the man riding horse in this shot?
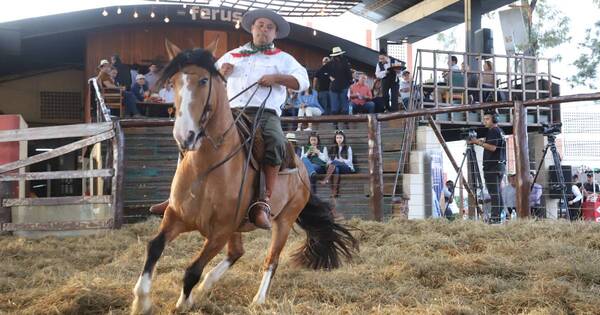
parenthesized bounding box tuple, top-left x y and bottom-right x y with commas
(150, 9, 309, 230)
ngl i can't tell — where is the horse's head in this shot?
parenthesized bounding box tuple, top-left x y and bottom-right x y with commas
(158, 39, 223, 151)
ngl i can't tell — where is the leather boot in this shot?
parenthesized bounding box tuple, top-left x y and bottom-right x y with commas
(149, 199, 169, 215)
(249, 164, 278, 229)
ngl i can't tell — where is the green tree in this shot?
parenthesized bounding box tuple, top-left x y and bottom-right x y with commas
(520, 0, 571, 59)
(570, 1, 600, 88)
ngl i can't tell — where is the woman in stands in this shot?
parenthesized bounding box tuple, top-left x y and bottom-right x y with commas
(301, 132, 329, 182)
(295, 87, 324, 131)
(319, 130, 355, 197)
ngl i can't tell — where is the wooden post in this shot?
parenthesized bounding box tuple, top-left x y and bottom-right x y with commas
(513, 101, 531, 217)
(111, 122, 125, 228)
(367, 114, 384, 221)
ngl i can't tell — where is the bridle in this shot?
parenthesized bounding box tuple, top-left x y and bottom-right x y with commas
(176, 71, 270, 185)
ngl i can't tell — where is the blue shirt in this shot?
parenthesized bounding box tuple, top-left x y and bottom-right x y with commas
(131, 82, 149, 102)
(295, 89, 324, 112)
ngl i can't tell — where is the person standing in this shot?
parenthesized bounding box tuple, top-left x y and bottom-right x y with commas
(375, 50, 399, 112)
(326, 47, 353, 115)
(469, 110, 506, 223)
(111, 54, 132, 90)
(568, 174, 583, 220)
(313, 57, 331, 115)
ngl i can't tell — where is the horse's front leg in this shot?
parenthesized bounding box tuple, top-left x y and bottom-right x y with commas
(132, 210, 185, 315)
(197, 232, 245, 295)
(175, 235, 229, 312)
(252, 218, 294, 305)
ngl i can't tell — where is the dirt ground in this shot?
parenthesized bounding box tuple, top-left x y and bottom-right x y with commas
(1, 217, 600, 315)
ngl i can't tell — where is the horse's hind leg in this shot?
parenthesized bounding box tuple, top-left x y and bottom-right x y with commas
(252, 218, 294, 305)
(175, 235, 229, 312)
(132, 210, 185, 315)
(198, 232, 245, 294)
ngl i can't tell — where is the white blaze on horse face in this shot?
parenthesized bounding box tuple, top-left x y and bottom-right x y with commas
(174, 74, 201, 150)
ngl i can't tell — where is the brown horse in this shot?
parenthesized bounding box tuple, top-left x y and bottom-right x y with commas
(131, 40, 358, 314)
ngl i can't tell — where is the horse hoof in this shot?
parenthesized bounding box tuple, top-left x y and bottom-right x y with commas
(175, 290, 194, 312)
(131, 295, 153, 315)
(251, 294, 266, 306)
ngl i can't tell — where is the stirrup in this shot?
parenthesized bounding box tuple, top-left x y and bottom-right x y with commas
(248, 200, 272, 216)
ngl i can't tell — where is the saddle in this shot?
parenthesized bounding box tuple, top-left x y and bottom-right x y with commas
(231, 108, 297, 171)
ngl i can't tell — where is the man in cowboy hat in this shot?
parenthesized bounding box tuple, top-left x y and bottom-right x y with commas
(324, 46, 353, 116)
(215, 8, 309, 229)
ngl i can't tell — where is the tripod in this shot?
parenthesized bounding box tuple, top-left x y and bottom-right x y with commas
(445, 142, 485, 220)
(531, 134, 570, 220)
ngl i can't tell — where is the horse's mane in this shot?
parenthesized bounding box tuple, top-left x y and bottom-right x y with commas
(156, 48, 224, 91)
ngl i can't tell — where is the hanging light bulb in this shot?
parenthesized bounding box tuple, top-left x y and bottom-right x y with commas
(102, 8, 108, 16)
(150, 11, 155, 18)
(133, 10, 139, 18)
(313, 29, 317, 36)
(235, 20, 240, 29)
(189, 7, 194, 15)
(117, 7, 122, 14)
(164, 16, 170, 23)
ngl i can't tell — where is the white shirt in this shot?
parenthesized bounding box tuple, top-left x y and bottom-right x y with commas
(216, 43, 309, 116)
(159, 88, 175, 103)
(571, 184, 583, 203)
(375, 60, 390, 79)
(399, 79, 411, 99)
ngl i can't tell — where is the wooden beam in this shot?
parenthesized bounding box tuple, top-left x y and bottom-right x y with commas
(0, 130, 115, 174)
(0, 169, 113, 181)
(0, 122, 113, 143)
(426, 115, 481, 213)
(367, 114, 384, 221)
(513, 101, 531, 217)
(111, 122, 125, 229)
(1, 219, 114, 232)
(2, 195, 111, 207)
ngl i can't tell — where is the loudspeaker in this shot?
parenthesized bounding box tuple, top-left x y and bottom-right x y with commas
(548, 165, 573, 199)
(474, 28, 493, 56)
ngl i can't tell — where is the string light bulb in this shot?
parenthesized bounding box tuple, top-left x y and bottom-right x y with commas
(150, 11, 155, 18)
(117, 7, 122, 14)
(313, 29, 317, 36)
(183, 4, 187, 8)
(189, 7, 194, 15)
(235, 20, 240, 29)
(133, 10, 139, 18)
(164, 16, 170, 23)
(102, 8, 108, 16)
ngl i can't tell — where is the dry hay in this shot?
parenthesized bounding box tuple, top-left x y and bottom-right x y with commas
(1, 218, 600, 315)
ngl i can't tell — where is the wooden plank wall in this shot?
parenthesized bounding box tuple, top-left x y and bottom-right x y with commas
(85, 25, 334, 80)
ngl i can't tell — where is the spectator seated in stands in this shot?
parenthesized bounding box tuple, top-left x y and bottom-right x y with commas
(301, 132, 329, 192)
(301, 132, 329, 179)
(295, 87, 324, 131)
(371, 78, 385, 113)
(109, 67, 120, 87)
(97, 59, 116, 89)
(399, 70, 412, 110)
(348, 74, 375, 114)
(158, 80, 175, 103)
(120, 74, 148, 118)
(319, 130, 355, 193)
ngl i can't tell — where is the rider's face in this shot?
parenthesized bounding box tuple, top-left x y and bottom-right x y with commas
(251, 18, 277, 46)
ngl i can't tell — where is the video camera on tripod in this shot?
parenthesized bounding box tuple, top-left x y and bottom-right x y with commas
(460, 128, 478, 141)
(542, 122, 562, 137)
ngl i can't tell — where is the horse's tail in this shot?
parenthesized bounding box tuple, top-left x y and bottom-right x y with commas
(291, 194, 359, 270)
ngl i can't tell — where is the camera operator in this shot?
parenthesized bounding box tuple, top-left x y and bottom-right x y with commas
(468, 110, 506, 223)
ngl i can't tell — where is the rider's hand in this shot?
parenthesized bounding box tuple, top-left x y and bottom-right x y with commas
(258, 74, 278, 87)
(220, 63, 234, 77)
